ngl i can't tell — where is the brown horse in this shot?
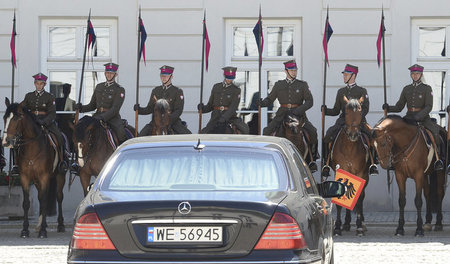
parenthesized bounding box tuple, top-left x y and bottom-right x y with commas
(151, 99, 172, 135)
(73, 116, 135, 196)
(331, 98, 370, 236)
(372, 115, 445, 236)
(2, 99, 65, 238)
(280, 114, 316, 172)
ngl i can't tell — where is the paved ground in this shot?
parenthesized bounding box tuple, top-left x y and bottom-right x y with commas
(1, 211, 449, 264)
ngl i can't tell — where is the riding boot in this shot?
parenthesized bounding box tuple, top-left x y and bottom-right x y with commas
(70, 162, 80, 175)
(308, 143, 318, 173)
(434, 159, 444, 171)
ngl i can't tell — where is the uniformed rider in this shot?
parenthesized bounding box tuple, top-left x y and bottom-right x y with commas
(75, 63, 127, 144)
(12, 73, 68, 175)
(322, 64, 378, 176)
(382, 64, 445, 170)
(134, 65, 192, 135)
(198, 66, 249, 134)
(259, 60, 319, 171)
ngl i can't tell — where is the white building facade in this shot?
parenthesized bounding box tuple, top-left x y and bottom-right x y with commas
(0, 0, 449, 211)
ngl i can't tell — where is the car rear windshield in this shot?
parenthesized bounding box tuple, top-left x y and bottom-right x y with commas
(102, 146, 288, 191)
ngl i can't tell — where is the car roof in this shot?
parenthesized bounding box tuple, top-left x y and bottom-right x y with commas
(119, 134, 291, 150)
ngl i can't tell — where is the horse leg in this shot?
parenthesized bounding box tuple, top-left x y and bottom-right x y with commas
(333, 205, 342, 236)
(424, 173, 433, 232)
(20, 183, 31, 238)
(56, 172, 66, 232)
(395, 174, 406, 236)
(37, 180, 49, 238)
(80, 169, 91, 197)
(355, 190, 366, 236)
(434, 170, 444, 231)
(414, 175, 424, 237)
(343, 209, 351, 231)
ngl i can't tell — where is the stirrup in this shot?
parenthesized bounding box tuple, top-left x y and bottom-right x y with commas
(321, 165, 331, 177)
(70, 163, 80, 175)
(434, 160, 444, 171)
(308, 162, 318, 173)
(10, 165, 19, 177)
(369, 164, 379, 176)
(58, 161, 68, 174)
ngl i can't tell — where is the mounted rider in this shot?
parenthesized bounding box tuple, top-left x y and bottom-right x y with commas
(134, 65, 192, 135)
(322, 64, 378, 177)
(75, 63, 128, 144)
(259, 60, 319, 171)
(382, 64, 445, 170)
(198, 66, 249, 134)
(11, 73, 68, 176)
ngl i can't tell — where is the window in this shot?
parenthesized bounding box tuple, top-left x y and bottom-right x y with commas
(226, 19, 301, 130)
(41, 19, 117, 113)
(103, 147, 288, 191)
(412, 19, 450, 126)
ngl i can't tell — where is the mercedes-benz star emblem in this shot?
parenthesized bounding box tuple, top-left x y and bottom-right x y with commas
(178, 201, 191, 215)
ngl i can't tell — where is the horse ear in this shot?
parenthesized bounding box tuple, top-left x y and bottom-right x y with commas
(343, 96, 349, 104)
(5, 97, 10, 107)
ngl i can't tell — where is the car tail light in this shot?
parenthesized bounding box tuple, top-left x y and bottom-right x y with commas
(254, 212, 307, 250)
(72, 212, 116, 250)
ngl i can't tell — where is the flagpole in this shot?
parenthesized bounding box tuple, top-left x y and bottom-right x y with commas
(135, 7, 142, 137)
(382, 8, 387, 117)
(257, 5, 262, 135)
(321, 7, 330, 181)
(75, 9, 91, 125)
(198, 10, 206, 134)
(11, 11, 16, 103)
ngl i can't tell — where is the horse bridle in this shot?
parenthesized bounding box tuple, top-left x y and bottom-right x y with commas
(5, 113, 44, 148)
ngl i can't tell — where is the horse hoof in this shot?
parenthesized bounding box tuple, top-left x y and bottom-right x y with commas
(434, 225, 443, 231)
(415, 229, 424, 237)
(356, 228, 365, 237)
(343, 224, 351, 231)
(362, 223, 368, 232)
(333, 229, 342, 236)
(423, 223, 433, 231)
(57, 225, 65, 233)
(38, 230, 47, 238)
(395, 229, 404, 236)
(20, 229, 29, 238)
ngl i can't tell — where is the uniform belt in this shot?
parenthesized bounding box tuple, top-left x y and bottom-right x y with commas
(98, 107, 110, 112)
(280, 104, 299, 109)
(408, 107, 423, 112)
(213, 106, 229, 111)
(33, 111, 47, 115)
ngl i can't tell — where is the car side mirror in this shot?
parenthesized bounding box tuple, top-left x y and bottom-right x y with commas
(317, 181, 346, 198)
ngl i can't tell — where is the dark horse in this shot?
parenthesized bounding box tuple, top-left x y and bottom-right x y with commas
(211, 121, 242, 134)
(278, 114, 315, 171)
(2, 99, 65, 238)
(331, 98, 370, 236)
(152, 99, 172, 135)
(73, 116, 135, 196)
(372, 115, 445, 236)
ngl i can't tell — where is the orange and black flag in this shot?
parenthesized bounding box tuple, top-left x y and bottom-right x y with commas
(376, 8, 386, 67)
(10, 11, 17, 68)
(322, 7, 333, 66)
(331, 169, 366, 210)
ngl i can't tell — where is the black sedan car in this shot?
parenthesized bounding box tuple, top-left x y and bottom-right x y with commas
(68, 135, 345, 264)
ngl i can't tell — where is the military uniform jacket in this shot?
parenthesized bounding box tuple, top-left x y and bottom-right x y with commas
(326, 84, 369, 119)
(389, 82, 432, 121)
(81, 82, 124, 121)
(138, 84, 185, 124)
(22, 90, 56, 126)
(262, 79, 313, 118)
(203, 82, 240, 121)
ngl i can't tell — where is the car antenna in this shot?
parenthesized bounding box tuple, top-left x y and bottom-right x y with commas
(194, 138, 205, 151)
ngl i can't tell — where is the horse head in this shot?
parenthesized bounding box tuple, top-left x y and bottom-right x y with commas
(152, 99, 171, 135)
(73, 116, 103, 167)
(2, 99, 40, 148)
(284, 113, 301, 134)
(372, 115, 401, 169)
(344, 97, 363, 142)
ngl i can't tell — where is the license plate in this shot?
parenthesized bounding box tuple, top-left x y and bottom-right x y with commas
(147, 226, 222, 243)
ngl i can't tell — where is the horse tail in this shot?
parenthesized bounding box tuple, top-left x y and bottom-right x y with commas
(46, 175, 58, 216)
